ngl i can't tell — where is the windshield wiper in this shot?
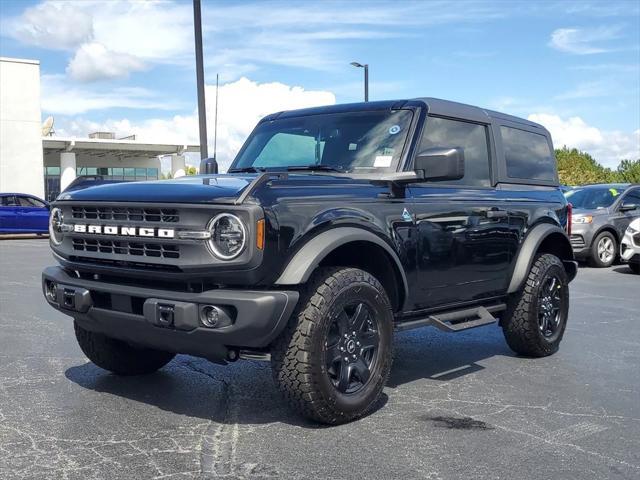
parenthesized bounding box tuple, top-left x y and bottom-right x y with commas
(286, 165, 344, 173)
(228, 166, 266, 173)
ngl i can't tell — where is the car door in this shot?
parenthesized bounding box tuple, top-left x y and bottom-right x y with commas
(613, 188, 640, 237)
(0, 195, 19, 232)
(16, 196, 50, 232)
(407, 116, 515, 310)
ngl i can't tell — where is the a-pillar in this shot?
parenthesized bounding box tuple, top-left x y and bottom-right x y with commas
(60, 152, 76, 191)
(171, 154, 186, 178)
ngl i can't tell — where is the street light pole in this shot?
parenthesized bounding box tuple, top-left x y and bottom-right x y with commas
(350, 61, 369, 102)
(193, 0, 208, 160)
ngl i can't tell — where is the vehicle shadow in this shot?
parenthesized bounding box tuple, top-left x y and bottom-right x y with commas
(612, 266, 637, 275)
(64, 325, 511, 427)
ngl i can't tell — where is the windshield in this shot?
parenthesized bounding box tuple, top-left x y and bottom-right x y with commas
(565, 186, 626, 209)
(230, 110, 413, 173)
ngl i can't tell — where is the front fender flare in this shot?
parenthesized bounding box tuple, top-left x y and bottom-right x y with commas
(274, 227, 409, 304)
(507, 224, 575, 294)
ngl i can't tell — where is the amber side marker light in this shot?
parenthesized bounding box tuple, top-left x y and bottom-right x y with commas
(256, 219, 265, 250)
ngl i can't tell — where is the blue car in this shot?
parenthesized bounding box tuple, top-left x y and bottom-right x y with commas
(0, 193, 50, 234)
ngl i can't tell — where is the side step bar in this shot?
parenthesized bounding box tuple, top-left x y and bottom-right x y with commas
(395, 304, 506, 333)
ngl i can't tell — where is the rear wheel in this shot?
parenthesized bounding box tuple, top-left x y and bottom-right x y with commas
(589, 231, 617, 267)
(74, 322, 175, 375)
(502, 254, 569, 357)
(271, 267, 393, 424)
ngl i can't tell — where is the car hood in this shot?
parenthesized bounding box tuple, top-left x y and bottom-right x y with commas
(55, 172, 382, 204)
(57, 175, 256, 204)
(572, 207, 610, 217)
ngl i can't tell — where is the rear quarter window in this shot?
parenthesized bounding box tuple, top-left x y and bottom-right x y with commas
(501, 126, 556, 181)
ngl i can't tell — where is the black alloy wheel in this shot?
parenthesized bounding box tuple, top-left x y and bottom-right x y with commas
(325, 301, 380, 394)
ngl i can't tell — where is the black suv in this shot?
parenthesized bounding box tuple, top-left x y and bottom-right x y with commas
(43, 98, 577, 424)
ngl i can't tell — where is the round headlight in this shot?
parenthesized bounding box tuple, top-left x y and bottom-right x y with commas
(49, 207, 64, 245)
(207, 213, 247, 260)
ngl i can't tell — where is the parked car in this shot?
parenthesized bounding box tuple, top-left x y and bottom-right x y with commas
(0, 193, 50, 234)
(43, 98, 577, 424)
(565, 183, 640, 267)
(621, 218, 640, 274)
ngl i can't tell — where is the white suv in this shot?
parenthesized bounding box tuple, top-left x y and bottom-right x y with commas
(621, 218, 640, 274)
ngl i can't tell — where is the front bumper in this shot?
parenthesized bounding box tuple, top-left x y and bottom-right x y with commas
(569, 223, 595, 257)
(42, 266, 298, 362)
(620, 229, 640, 264)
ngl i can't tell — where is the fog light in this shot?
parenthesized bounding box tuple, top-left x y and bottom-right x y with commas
(201, 305, 220, 327)
(199, 305, 234, 328)
(45, 281, 58, 303)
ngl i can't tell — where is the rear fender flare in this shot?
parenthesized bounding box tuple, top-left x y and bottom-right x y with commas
(507, 224, 575, 293)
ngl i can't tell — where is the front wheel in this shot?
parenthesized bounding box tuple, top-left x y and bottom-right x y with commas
(589, 231, 617, 267)
(271, 267, 393, 424)
(502, 254, 569, 357)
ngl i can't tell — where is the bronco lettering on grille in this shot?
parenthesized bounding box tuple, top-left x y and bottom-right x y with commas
(72, 224, 175, 238)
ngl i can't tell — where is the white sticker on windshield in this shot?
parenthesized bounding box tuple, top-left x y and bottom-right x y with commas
(374, 155, 393, 168)
(389, 125, 401, 135)
(348, 143, 357, 151)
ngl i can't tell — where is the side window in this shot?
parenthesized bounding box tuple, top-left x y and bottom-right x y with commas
(418, 116, 491, 187)
(623, 189, 640, 208)
(1, 196, 17, 206)
(18, 197, 46, 208)
(501, 126, 555, 181)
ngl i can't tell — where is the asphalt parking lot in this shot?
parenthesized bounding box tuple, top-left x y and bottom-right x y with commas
(1, 239, 639, 480)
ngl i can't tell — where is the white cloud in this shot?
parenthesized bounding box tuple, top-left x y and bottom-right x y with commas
(529, 113, 640, 167)
(66, 43, 147, 82)
(3, 0, 192, 82)
(4, 1, 93, 49)
(41, 74, 183, 115)
(55, 77, 336, 171)
(548, 26, 622, 54)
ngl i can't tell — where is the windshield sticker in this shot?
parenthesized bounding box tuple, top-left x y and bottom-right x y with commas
(374, 155, 393, 168)
(382, 147, 394, 156)
(609, 188, 619, 196)
(388, 125, 401, 135)
(348, 143, 358, 151)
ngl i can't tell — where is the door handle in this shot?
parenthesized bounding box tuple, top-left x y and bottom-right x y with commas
(486, 208, 508, 219)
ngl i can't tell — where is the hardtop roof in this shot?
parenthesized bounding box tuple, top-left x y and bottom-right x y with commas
(261, 97, 547, 132)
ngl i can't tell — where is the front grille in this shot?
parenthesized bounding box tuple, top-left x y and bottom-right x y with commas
(71, 206, 179, 223)
(570, 234, 585, 249)
(72, 238, 180, 258)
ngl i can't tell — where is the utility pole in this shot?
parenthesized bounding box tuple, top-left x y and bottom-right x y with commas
(193, 0, 208, 159)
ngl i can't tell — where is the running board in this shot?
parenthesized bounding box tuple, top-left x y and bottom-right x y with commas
(395, 304, 505, 333)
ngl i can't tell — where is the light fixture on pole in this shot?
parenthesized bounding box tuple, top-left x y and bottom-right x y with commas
(350, 61, 369, 102)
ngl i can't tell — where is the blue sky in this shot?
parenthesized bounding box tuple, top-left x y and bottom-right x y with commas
(1, 0, 638, 168)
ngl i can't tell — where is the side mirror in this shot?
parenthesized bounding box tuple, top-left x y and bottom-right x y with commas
(620, 202, 638, 212)
(414, 147, 465, 181)
(200, 157, 219, 174)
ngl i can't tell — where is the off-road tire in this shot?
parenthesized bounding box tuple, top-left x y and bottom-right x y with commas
(589, 231, 617, 268)
(74, 322, 175, 375)
(502, 254, 569, 357)
(271, 267, 393, 424)
(629, 262, 640, 274)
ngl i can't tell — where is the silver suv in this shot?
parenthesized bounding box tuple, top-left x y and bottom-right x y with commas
(566, 183, 640, 267)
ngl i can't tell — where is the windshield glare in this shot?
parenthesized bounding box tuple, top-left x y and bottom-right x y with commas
(231, 110, 413, 173)
(565, 187, 626, 209)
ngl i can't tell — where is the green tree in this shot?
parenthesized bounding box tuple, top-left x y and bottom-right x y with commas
(185, 166, 198, 175)
(615, 159, 640, 183)
(555, 147, 617, 186)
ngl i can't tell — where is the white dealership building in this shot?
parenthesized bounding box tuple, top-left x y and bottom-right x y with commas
(0, 57, 199, 201)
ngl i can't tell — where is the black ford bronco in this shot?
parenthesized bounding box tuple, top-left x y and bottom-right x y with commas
(43, 98, 577, 424)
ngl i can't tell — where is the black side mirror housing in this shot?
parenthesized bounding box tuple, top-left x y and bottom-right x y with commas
(414, 147, 465, 181)
(620, 203, 638, 212)
(200, 157, 219, 174)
